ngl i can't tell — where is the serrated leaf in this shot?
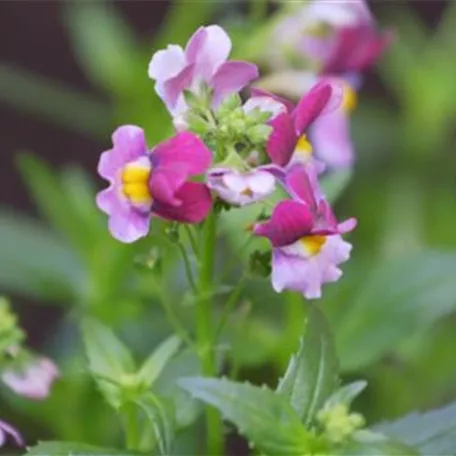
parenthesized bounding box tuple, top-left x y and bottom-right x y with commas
(374, 401, 456, 454)
(338, 430, 420, 455)
(322, 381, 367, 411)
(136, 394, 174, 456)
(137, 336, 181, 388)
(82, 318, 135, 408)
(277, 305, 339, 426)
(0, 209, 83, 302)
(27, 441, 142, 455)
(335, 251, 456, 371)
(179, 377, 320, 455)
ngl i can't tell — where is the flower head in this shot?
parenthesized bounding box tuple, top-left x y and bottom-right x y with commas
(2, 357, 59, 401)
(96, 126, 213, 242)
(148, 25, 258, 119)
(254, 164, 356, 299)
(0, 419, 23, 447)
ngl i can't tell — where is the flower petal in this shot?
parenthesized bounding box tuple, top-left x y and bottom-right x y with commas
(148, 166, 188, 207)
(153, 182, 212, 223)
(266, 113, 297, 167)
(98, 126, 147, 182)
(249, 88, 296, 113)
(152, 132, 212, 176)
(243, 95, 288, 119)
(285, 163, 319, 209)
(212, 61, 259, 106)
(185, 27, 208, 63)
(293, 81, 333, 134)
(148, 44, 186, 82)
(163, 63, 195, 112)
(254, 200, 313, 247)
(0, 419, 23, 447)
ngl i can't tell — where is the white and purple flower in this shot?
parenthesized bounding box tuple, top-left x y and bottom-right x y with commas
(2, 357, 59, 401)
(96, 126, 213, 243)
(148, 25, 258, 120)
(254, 164, 356, 299)
(0, 419, 23, 448)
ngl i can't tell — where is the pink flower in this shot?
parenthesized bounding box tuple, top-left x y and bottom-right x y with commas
(2, 357, 59, 400)
(0, 419, 23, 447)
(148, 25, 258, 118)
(208, 168, 276, 206)
(96, 127, 213, 243)
(254, 164, 356, 299)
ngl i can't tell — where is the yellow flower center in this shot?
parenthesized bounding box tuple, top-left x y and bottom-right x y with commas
(306, 22, 332, 38)
(121, 162, 152, 205)
(295, 134, 313, 158)
(300, 235, 326, 256)
(342, 83, 357, 113)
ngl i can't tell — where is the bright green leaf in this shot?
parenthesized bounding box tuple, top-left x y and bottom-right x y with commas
(322, 381, 368, 411)
(82, 318, 135, 408)
(179, 377, 321, 455)
(27, 441, 142, 455)
(335, 251, 456, 371)
(277, 305, 339, 426)
(374, 401, 456, 455)
(137, 336, 181, 388)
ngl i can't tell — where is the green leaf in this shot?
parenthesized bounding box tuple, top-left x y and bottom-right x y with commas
(82, 318, 135, 408)
(179, 377, 320, 455)
(0, 209, 83, 302)
(136, 394, 174, 456)
(277, 305, 339, 426)
(338, 431, 420, 455)
(322, 381, 367, 411)
(374, 402, 456, 454)
(137, 336, 181, 388)
(154, 350, 203, 429)
(335, 250, 456, 371)
(27, 441, 142, 455)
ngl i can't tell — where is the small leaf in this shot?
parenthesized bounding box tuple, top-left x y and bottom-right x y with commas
(82, 318, 135, 408)
(136, 393, 175, 456)
(180, 377, 321, 455)
(137, 335, 181, 388)
(27, 441, 142, 455)
(322, 381, 368, 411)
(277, 305, 339, 426)
(374, 401, 456, 454)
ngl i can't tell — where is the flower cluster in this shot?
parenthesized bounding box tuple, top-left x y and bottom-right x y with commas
(265, 0, 392, 168)
(97, 24, 357, 299)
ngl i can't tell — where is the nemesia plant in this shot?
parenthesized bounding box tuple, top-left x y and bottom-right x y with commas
(7, 2, 456, 456)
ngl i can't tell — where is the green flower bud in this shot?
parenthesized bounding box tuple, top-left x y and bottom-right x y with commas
(318, 404, 365, 444)
(216, 94, 242, 118)
(186, 112, 211, 136)
(248, 124, 273, 144)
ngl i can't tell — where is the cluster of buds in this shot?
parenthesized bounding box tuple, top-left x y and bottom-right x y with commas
(96, 23, 363, 299)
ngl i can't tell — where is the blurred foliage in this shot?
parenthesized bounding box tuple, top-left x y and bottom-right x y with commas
(2, 0, 456, 454)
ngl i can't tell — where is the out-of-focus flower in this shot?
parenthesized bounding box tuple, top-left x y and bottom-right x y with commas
(208, 168, 276, 206)
(254, 164, 356, 299)
(0, 419, 23, 447)
(97, 127, 213, 243)
(271, 0, 392, 74)
(2, 357, 59, 401)
(148, 25, 258, 119)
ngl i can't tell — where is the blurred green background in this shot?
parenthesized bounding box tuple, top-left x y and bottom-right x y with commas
(1, 0, 456, 454)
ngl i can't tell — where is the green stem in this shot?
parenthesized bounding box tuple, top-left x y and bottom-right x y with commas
(197, 212, 223, 455)
(184, 224, 199, 257)
(285, 293, 306, 351)
(123, 404, 140, 451)
(177, 241, 197, 292)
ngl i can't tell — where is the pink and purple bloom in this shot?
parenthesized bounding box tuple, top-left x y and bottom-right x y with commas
(254, 164, 356, 299)
(148, 25, 258, 120)
(97, 126, 213, 243)
(2, 357, 59, 401)
(0, 419, 23, 447)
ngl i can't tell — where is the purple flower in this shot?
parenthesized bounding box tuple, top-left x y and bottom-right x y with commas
(0, 419, 23, 447)
(253, 164, 356, 299)
(2, 357, 59, 401)
(208, 168, 276, 206)
(148, 25, 258, 117)
(97, 126, 213, 243)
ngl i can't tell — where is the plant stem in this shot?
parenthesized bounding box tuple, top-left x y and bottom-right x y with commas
(197, 212, 223, 455)
(123, 404, 140, 452)
(184, 224, 199, 257)
(177, 241, 197, 292)
(286, 293, 306, 350)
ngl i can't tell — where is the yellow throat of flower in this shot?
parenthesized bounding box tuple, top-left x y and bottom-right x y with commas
(342, 83, 357, 113)
(121, 163, 152, 205)
(300, 235, 327, 256)
(295, 134, 313, 158)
